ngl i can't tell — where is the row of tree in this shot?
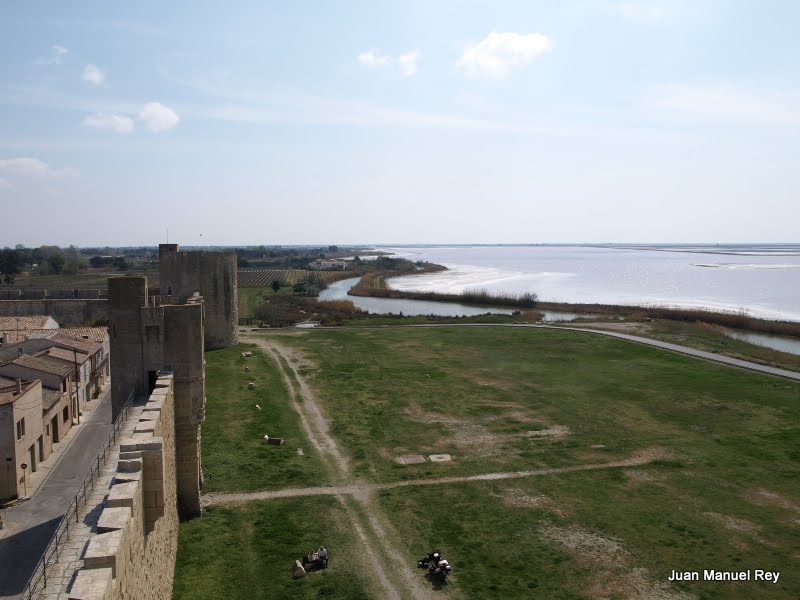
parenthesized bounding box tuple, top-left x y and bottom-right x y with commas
(0, 245, 71, 282)
(0, 245, 132, 284)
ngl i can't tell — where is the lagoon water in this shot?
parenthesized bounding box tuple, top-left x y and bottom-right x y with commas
(377, 245, 800, 322)
(319, 277, 515, 317)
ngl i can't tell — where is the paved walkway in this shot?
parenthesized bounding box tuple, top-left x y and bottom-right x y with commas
(41, 403, 145, 600)
(0, 386, 114, 599)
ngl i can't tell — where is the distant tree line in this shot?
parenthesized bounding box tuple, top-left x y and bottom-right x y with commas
(1, 245, 73, 281)
(88, 255, 129, 270)
(0, 244, 137, 283)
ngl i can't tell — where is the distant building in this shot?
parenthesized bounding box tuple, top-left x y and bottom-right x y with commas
(309, 259, 347, 270)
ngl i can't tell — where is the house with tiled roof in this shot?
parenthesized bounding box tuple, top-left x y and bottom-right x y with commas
(0, 328, 109, 407)
(0, 315, 59, 332)
(0, 355, 77, 443)
(0, 377, 73, 501)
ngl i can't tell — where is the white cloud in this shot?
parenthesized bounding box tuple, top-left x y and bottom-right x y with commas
(358, 49, 391, 68)
(138, 102, 180, 132)
(0, 178, 12, 191)
(82, 113, 135, 133)
(457, 32, 552, 79)
(82, 64, 105, 85)
(0, 157, 79, 177)
(358, 48, 421, 76)
(397, 50, 422, 77)
(35, 45, 69, 65)
(646, 83, 800, 129)
(615, 2, 667, 24)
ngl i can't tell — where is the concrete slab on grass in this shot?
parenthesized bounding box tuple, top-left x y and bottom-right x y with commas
(394, 454, 426, 465)
(428, 454, 452, 463)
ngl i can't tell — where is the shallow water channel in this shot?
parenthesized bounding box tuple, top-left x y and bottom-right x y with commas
(319, 277, 590, 321)
(724, 330, 800, 356)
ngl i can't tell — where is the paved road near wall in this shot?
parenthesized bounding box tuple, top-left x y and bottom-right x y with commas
(0, 388, 113, 600)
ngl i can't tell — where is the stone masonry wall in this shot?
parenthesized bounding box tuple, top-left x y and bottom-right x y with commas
(67, 374, 178, 600)
(0, 299, 109, 326)
(158, 247, 238, 350)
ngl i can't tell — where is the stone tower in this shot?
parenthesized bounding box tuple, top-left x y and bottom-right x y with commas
(109, 276, 205, 517)
(158, 244, 238, 350)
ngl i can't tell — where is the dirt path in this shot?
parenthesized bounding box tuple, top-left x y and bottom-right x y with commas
(242, 335, 430, 599)
(201, 449, 669, 506)
(243, 335, 350, 478)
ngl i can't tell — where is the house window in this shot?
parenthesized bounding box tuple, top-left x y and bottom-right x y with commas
(63, 406, 69, 423)
(16, 418, 25, 440)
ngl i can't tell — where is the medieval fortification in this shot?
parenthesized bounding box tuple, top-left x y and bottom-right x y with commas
(0, 244, 238, 352)
(33, 245, 238, 600)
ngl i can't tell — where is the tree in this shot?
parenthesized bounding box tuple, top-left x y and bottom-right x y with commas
(48, 253, 65, 274)
(89, 256, 107, 268)
(64, 245, 81, 274)
(36, 246, 65, 274)
(0, 248, 24, 284)
(271, 279, 281, 293)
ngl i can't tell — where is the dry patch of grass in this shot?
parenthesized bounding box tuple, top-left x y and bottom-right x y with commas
(499, 487, 568, 517)
(541, 525, 694, 600)
(704, 512, 772, 549)
(402, 403, 568, 457)
(743, 488, 800, 515)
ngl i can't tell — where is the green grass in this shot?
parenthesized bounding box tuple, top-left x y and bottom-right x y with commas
(273, 327, 799, 598)
(376, 465, 800, 599)
(181, 327, 799, 599)
(238, 287, 296, 319)
(201, 344, 330, 492)
(274, 327, 799, 483)
(173, 498, 373, 600)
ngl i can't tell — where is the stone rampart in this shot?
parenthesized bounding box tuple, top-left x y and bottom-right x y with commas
(0, 299, 109, 325)
(67, 374, 178, 600)
(0, 289, 107, 300)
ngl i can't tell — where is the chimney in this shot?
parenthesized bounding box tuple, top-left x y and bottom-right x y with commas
(16, 379, 22, 394)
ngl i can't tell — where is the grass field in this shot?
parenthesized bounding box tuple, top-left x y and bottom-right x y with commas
(200, 344, 329, 492)
(174, 498, 374, 600)
(176, 327, 800, 599)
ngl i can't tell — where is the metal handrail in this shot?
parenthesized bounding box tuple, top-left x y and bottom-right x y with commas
(20, 388, 135, 600)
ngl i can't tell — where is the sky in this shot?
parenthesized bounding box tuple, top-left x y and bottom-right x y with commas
(1, 1, 799, 247)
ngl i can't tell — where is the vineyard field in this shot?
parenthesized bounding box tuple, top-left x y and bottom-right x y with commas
(237, 269, 349, 288)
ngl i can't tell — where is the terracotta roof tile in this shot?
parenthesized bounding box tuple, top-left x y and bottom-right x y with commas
(0, 315, 58, 329)
(7, 354, 72, 377)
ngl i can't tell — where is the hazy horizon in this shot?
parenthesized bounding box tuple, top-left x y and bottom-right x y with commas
(2, 2, 799, 247)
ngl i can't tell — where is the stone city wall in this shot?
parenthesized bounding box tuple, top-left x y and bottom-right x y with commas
(67, 375, 178, 600)
(0, 289, 107, 300)
(0, 299, 109, 326)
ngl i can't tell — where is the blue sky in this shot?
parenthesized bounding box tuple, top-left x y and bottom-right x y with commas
(1, 1, 798, 246)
